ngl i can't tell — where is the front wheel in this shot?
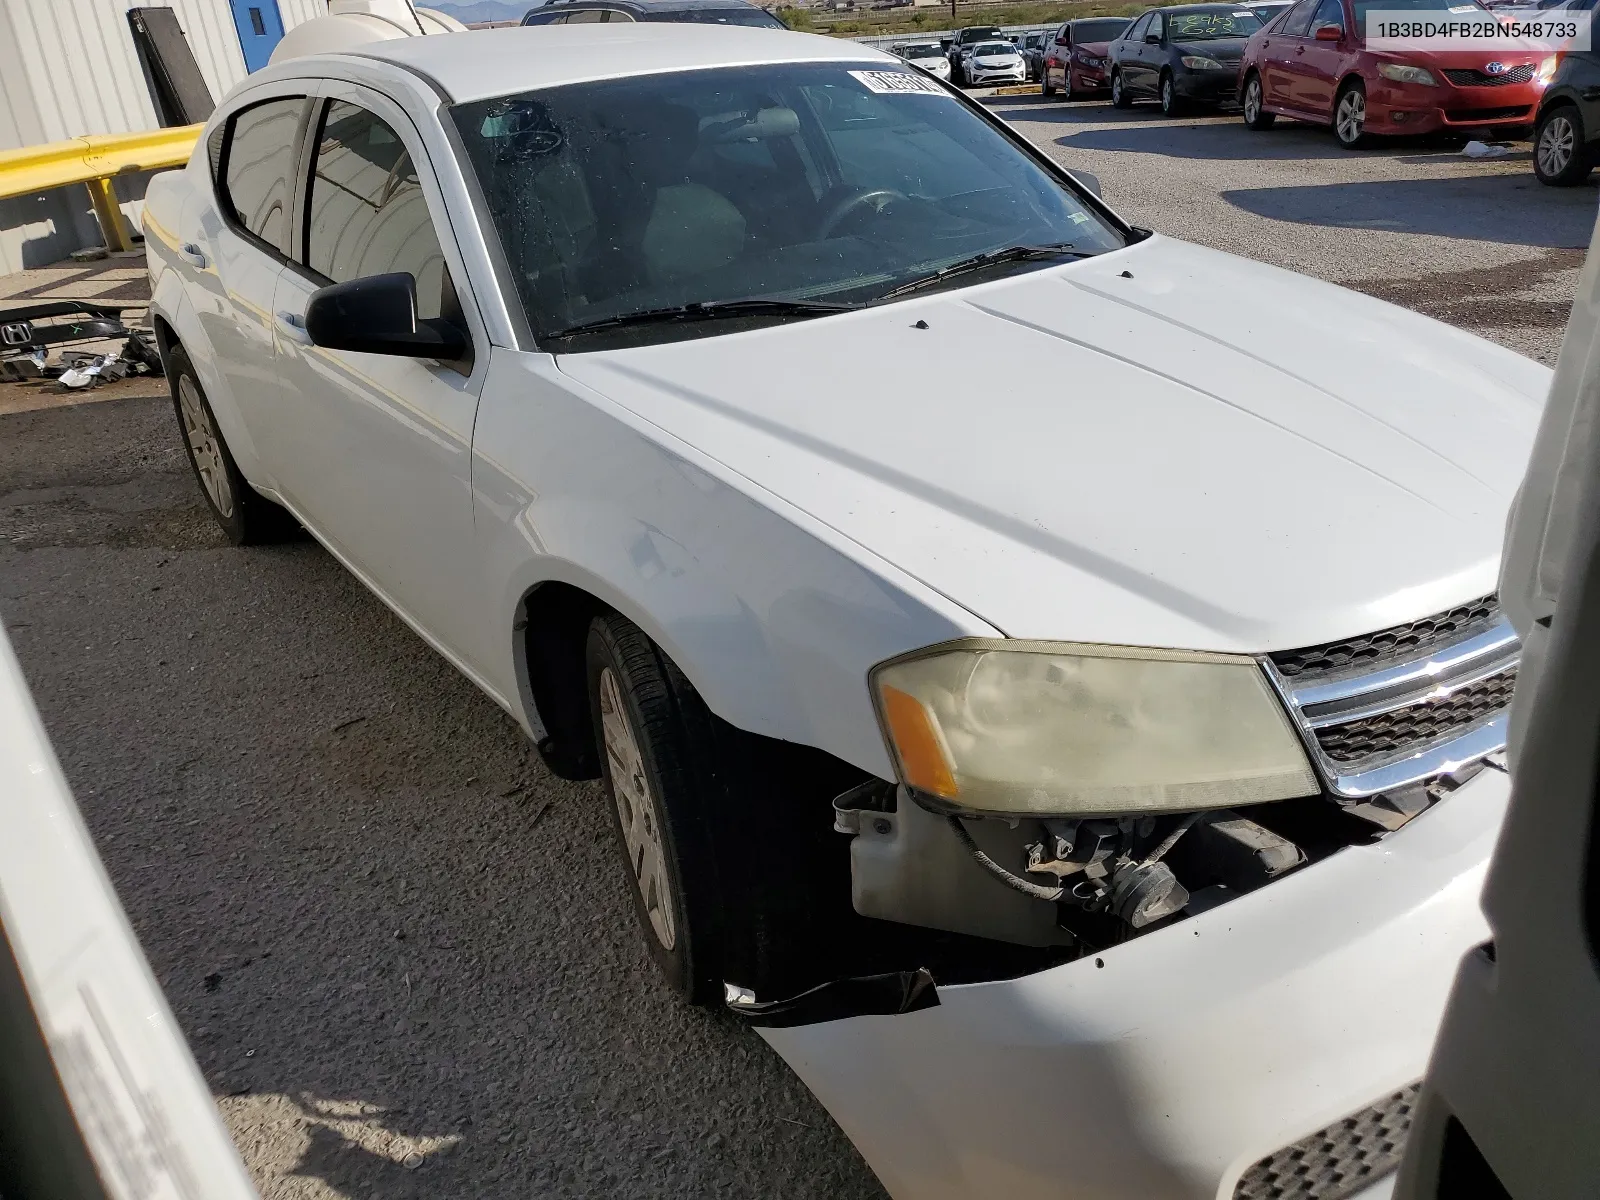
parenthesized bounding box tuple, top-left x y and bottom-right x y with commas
(1535, 103, 1593, 186)
(1159, 72, 1183, 116)
(1242, 73, 1275, 129)
(1111, 69, 1133, 108)
(1041, 65, 1056, 97)
(1334, 80, 1370, 148)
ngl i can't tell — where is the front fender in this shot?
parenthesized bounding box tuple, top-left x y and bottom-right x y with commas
(473, 349, 999, 778)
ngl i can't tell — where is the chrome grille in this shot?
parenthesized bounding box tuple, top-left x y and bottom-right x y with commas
(1315, 669, 1517, 764)
(1264, 597, 1518, 799)
(1234, 1084, 1419, 1200)
(1269, 594, 1498, 678)
(1441, 64, 1535, 86)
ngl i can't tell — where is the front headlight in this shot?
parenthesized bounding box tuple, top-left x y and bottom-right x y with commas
(1377, 62, 1438, 86)
(1536, 54, 1559, 83)
(872, 639, 1317, 817)
(1180, 55, 1225, 69)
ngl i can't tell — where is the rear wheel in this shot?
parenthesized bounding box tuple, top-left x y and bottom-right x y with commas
(168, 346, 297, 545)
(1041, 63, 1056, 97)
(1111, 69, 1133, 108)
(1535, 103, 1592, 186)
(1334, 80, 1370, 148)
(1159, 72, 1183, 116)
(1242, 72, 1275, 129)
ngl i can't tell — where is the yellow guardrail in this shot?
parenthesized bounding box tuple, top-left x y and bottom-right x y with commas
(0, 124, 201, 253)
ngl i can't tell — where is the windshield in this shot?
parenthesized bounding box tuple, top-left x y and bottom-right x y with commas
(1165, 8, 1264, 37)
(642, 6, 787, 25)
(903, 43, 943, 56)
(1073, 17, 1133, 39)
(975, 41, 1016, 53)
(957, 26, 1002, 40)
(453, 62, 1123, 350)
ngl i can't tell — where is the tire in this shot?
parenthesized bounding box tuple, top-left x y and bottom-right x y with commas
(1242, 72, 1275, 130)
(1159, 72, 1183, 117)
(1535, 103, 1592, 186)
(1041, 65, 1056, 97)
(167, 345, 297, 545)
(1334, 79, 1370, 149)
(585, 613, 860, 1005)
(1111, 69, 1133, 108)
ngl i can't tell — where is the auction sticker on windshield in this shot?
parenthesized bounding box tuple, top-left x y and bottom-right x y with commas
(849, 69, 946, 95)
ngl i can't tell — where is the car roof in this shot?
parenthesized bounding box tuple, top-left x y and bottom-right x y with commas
(346, 24, 891, 103)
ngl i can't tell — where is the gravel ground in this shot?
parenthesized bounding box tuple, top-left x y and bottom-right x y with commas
(1, 104, 1594, 1199)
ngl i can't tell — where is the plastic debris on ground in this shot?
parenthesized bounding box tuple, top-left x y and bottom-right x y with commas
(1461, 140, 1514, 159)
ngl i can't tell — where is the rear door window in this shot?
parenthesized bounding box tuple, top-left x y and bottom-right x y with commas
(216, 96, 306, 257)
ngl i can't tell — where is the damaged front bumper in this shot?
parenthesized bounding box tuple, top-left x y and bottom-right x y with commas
(754, 765, 1507, 1200)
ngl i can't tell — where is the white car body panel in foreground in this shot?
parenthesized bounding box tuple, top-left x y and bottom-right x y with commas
(0, 628, 259, 1199)
(766, 767, 1505, 1200)
(141, 25, 1548, 1199)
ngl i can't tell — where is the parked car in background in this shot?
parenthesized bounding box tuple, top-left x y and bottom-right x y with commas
(895, 39, 952, 80)
(522, 0, 786, 25)
(960, 38, 1028, 86)
(1110, 4, 1265, 113)
(1532, 47, 1600, 184)
(1238, 0, 1549, 147)
(1042, 15, 1133, 96)
(947, 23, 1004, 83)
(1017, 30, 1050, 80)
(1240, 0, 1293, 20)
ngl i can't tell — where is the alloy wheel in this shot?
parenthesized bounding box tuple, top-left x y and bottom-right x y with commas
(177, 374, 234, 519)
(1162, 77, 1174, 113)
(1244, 78, 1261, 124)
(1336, 88, 1365, 144)
(1112, 73, 1123, 104)
(599, 666, 678, 950)
(1539, 114, 1576, 178)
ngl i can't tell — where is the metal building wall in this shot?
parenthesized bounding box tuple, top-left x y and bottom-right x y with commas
(0, 0, 327, 151)
(0, 0, 325, 274)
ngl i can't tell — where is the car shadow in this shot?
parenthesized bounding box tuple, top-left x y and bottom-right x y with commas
(1223, 175, 1598, 246)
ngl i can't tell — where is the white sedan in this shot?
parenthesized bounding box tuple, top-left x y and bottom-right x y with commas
(142, 22, 1545, 1200)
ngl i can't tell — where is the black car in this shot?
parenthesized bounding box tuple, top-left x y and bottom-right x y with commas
(1107, 4, 1264, 115)
(1533, 35, 1600, 184)
(522, 0, 786, 26)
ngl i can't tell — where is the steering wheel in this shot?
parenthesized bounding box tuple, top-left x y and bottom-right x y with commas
(816, 187, 908, 240)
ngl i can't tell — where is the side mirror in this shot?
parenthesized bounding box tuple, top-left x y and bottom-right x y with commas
(1314, 22, 1342, 38)
(1144, 31, 1161, 42)
(305, 273, 467, 360)
(1067, 168, 1103, 198)
(1055, 35, 1068, 44)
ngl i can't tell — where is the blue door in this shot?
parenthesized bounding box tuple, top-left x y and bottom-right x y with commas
(229, 0, 285, 73)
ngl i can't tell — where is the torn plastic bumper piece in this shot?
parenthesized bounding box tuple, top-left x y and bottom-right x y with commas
(724, 968, 940, 1028)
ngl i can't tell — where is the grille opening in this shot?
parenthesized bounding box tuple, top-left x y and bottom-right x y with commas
(1315, 670, 1516, 765)
(1234, 1084, 1419, 1200)
(1442, 64, 1535, 85)
(1445, 104, 1532, 121)
(1270, 595, 1499, 679)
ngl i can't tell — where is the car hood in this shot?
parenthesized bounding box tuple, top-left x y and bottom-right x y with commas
(1172, 36, 1252, 60)
(554, 236, 1547, 653)
(1076, 39, 1116, 54)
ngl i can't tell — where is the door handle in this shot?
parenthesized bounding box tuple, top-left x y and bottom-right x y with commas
(1295, 46, 1305, 54)
(178, 242, 206, 268)
(275, 310, 312, 344)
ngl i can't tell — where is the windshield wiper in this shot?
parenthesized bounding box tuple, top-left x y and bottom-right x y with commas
(545, 298, 862, 342)
(875, 244, 1097, 302)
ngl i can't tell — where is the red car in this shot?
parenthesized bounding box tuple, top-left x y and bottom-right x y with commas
(1237, 0, 1551, 146)
(1041, 16, 1135, 97)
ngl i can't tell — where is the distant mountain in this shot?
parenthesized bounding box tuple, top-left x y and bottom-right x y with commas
(424, 0, 536, 22)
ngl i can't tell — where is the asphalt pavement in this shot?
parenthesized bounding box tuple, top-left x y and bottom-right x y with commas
(1, 98, 1595, 1199)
